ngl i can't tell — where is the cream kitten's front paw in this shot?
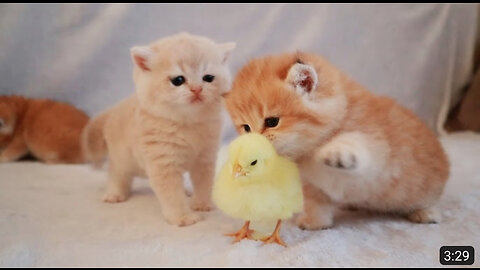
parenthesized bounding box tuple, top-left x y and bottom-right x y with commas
(295, 212, 333, 230)
(166, 211, 204, 227)
(190, 197, 214, 212)
(102, 191, 128, 203)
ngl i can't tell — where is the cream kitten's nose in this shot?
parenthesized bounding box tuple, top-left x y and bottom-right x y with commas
(190, 87, 202, 94)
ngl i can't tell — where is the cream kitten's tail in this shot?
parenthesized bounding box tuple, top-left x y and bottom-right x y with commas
(82, 112, 108, 168)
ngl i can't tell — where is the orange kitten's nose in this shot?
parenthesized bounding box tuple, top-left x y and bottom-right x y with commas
(190, 87, 202, 94)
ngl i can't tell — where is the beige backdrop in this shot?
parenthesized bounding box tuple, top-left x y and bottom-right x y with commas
(0, 4, 477, 141)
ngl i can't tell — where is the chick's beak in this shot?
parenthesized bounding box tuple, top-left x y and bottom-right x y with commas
(233, 163, 246, 178)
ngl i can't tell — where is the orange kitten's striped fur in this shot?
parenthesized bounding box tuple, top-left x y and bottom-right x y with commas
(225, 53, 449, 230)
(82, 33, 235, 226)
(0, 95, 88, 163)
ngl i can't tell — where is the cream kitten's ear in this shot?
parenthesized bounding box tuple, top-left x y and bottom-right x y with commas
(218, 42, 236, 63)
(130, 46, 154, 72)
(286, 62, 318, 97)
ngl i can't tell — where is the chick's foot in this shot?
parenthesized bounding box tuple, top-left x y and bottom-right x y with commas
(261, 220, 287, 247)
(225, 221, 255, 243)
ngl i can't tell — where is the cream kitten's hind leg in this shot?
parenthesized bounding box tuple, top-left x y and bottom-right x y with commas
(407, 206, 441, 224)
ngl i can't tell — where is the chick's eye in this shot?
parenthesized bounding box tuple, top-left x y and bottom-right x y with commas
(250, 160, 257, 166)
(243, 124, 251, 133)
(170, 76, 185, 86)
(265, 117, 279, 128)
(203, 74, 215, 83)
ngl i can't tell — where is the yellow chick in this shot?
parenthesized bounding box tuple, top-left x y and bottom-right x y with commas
(212, 133, 303, 247)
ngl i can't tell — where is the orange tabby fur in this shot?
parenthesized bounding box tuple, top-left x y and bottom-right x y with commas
(0, 95, 88, 163)
(225, 52, 449, 230)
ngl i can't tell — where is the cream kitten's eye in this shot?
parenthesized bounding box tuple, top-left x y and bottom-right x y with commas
(203, 74, 215, 83)
(243, 124, 251, 133)
(171, 76, 185, 86)
(265, 117, 279, 128)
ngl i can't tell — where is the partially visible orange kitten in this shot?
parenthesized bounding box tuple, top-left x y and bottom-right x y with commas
(0, 95, 89, 163)
(82, 33, 235, 226)
(225, 52, 449, 230)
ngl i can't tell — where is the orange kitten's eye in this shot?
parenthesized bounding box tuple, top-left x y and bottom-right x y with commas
(242, 124, 251, 133)
(170, 76, 185, 86)
(265, 117, 279, 128)
(203, 74, 215, 83)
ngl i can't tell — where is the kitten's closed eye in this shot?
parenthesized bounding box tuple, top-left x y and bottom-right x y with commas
(0, 119, 4, 128)
(171, 76, 185, 86)
(203, 74, 215, 83)
(265, 117, 279, 128)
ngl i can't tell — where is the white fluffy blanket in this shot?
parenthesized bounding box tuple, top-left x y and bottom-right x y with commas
(0, 132, 479, 267)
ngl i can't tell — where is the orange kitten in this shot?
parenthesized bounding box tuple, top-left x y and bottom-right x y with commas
(0, 95, 89, 163)
(225, 52, 449, 230)
(82, 33, 235, 226)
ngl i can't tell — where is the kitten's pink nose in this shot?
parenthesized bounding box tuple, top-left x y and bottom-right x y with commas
(190, 87, 202, 94)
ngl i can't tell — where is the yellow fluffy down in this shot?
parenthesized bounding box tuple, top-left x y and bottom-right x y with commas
(212, 133, 303, 222)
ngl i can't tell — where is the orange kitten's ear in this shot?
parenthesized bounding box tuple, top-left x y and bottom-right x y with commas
(218, 42, 236, 63)
(130, 46, 154, 72)
(285, 63, 318, 97)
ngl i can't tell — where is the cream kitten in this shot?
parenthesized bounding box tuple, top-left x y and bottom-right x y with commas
(82, 33, 235, 226)
(225, 52, 449, 230)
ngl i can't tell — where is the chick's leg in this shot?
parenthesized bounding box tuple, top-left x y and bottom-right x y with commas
(261, 219, 287, 247)
(225, 221, 255, 243)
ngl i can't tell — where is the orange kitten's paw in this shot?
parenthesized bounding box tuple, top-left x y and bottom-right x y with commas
(0, 153, 16, 163)
(407, 208, 441, 224)
(102, 192, 128, 203)
(295, 213, 333, 231)
(318, 146, 357, 170)
(316, 135, 366, 170)
(166, 212, 204, 227)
